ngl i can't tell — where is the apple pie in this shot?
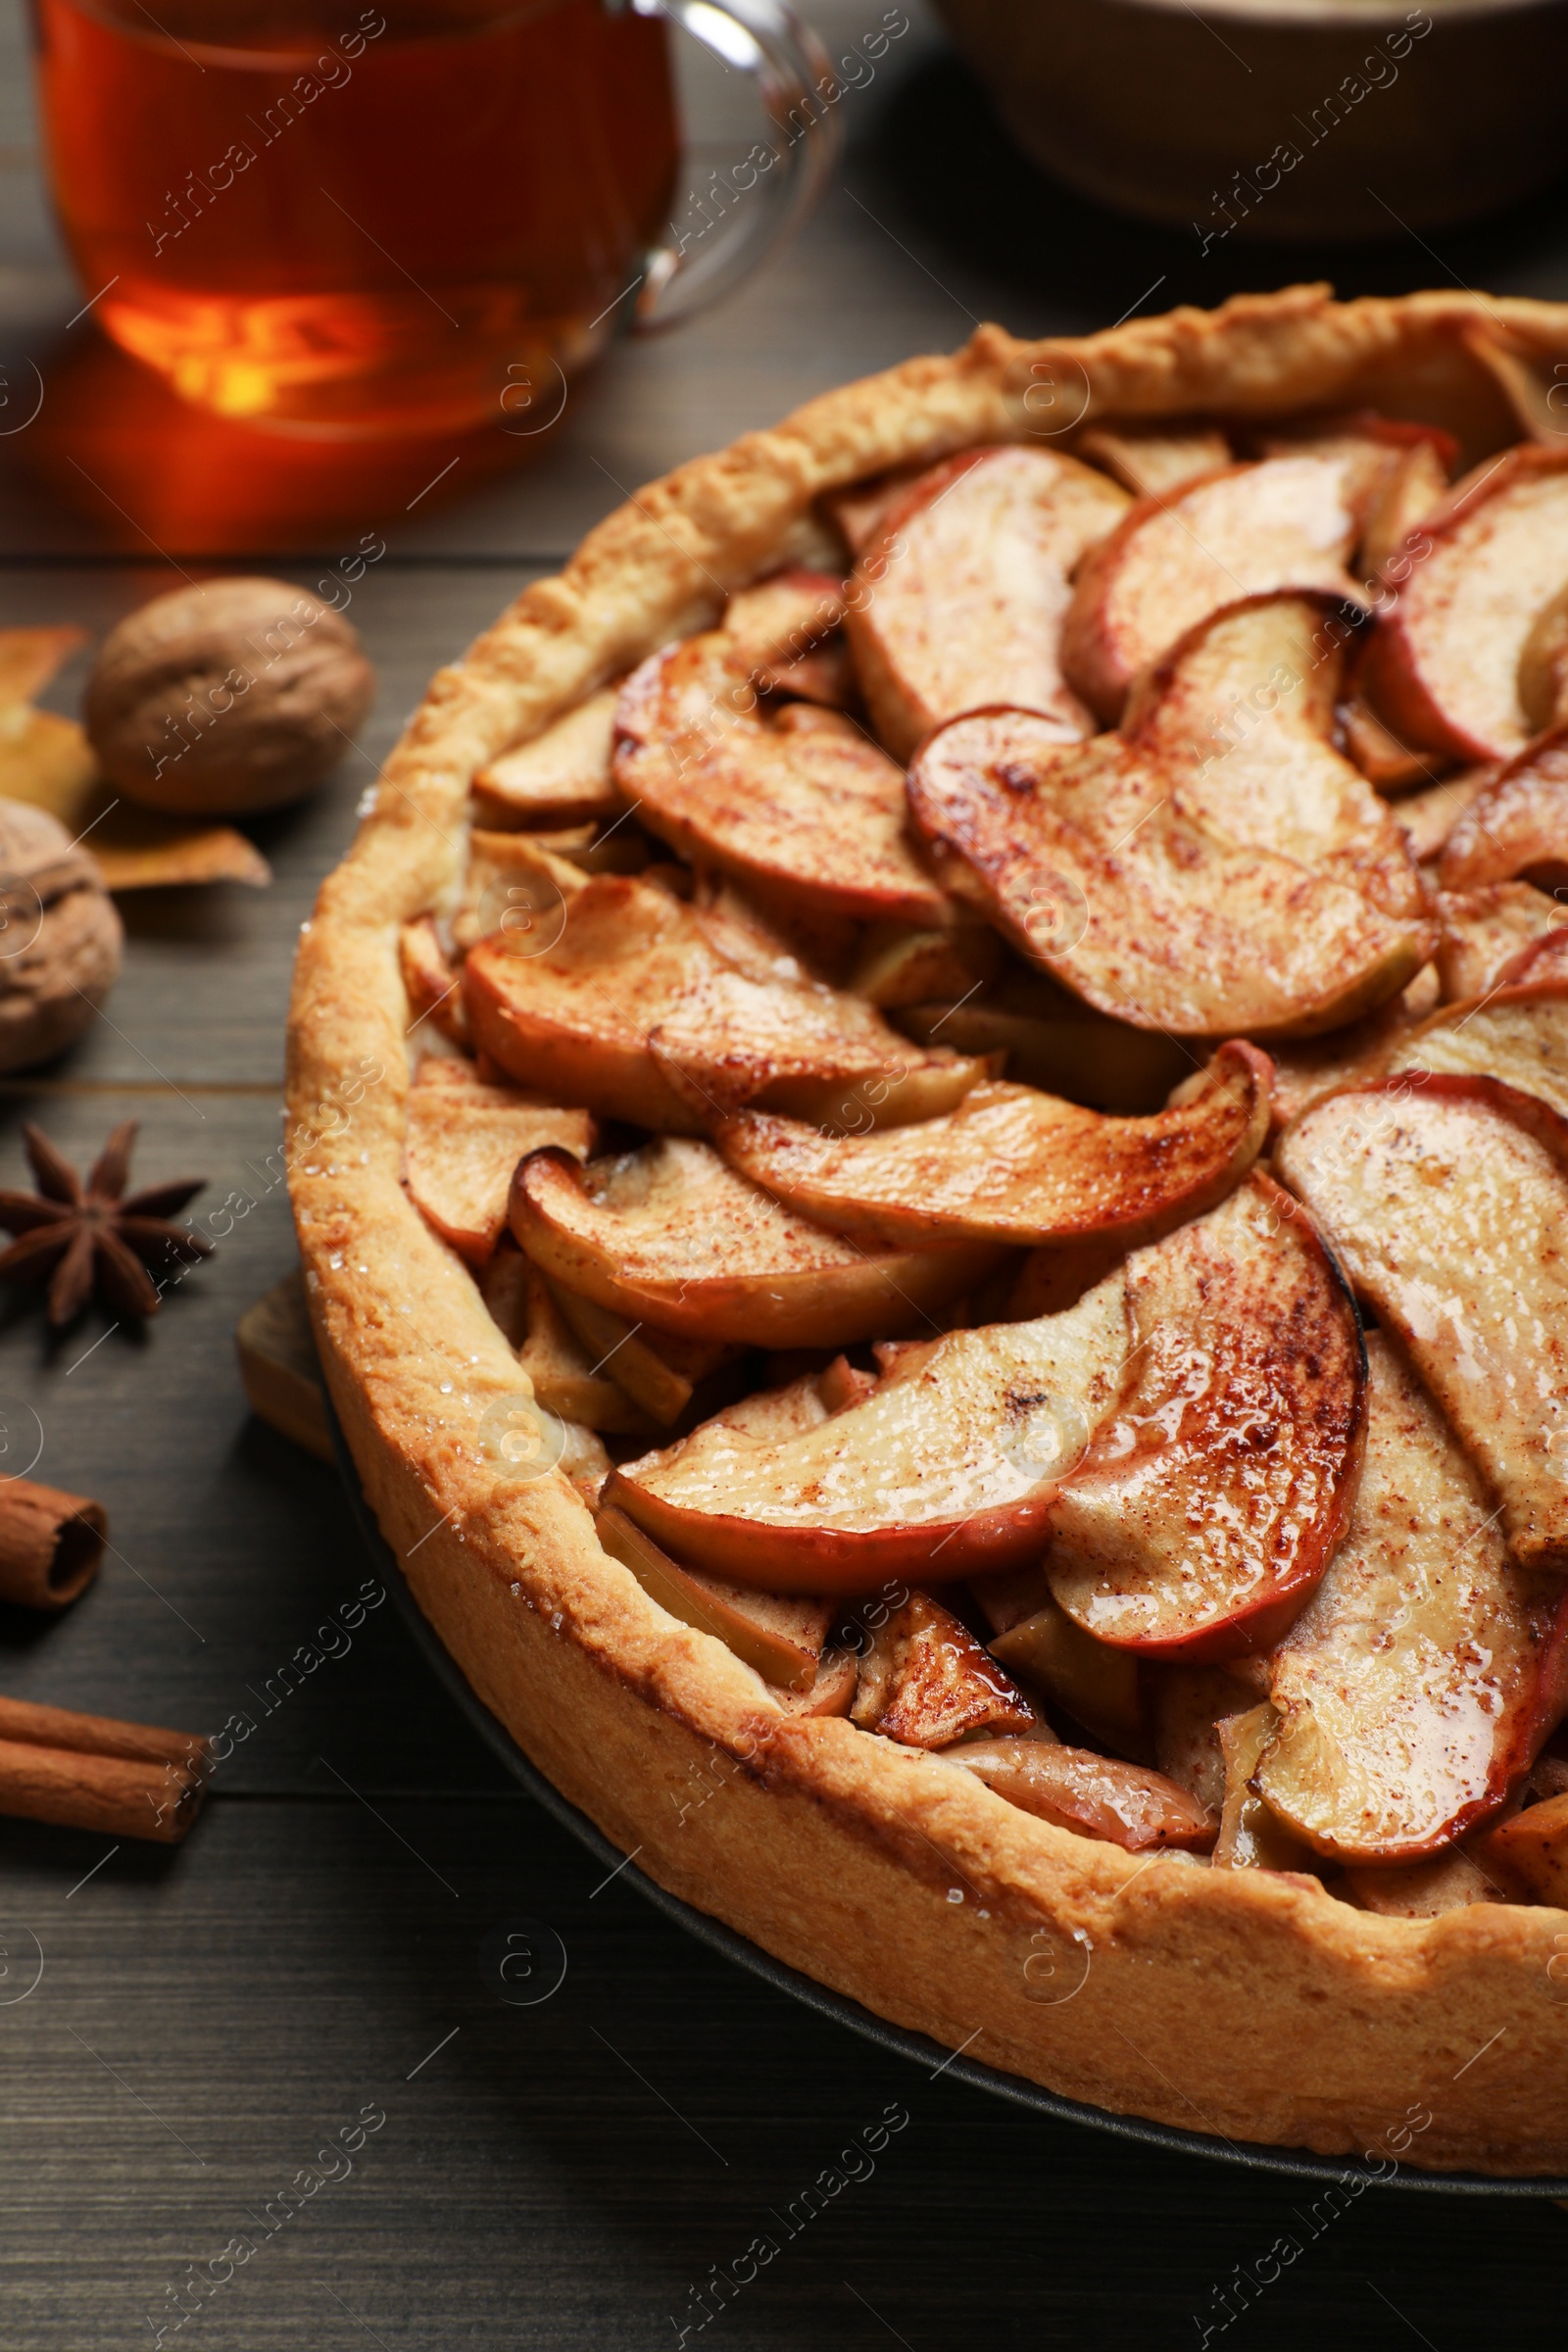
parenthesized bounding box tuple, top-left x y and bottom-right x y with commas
(290, 286, 1568, 2176)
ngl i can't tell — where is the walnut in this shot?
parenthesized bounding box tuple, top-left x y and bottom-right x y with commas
(0, 801, 122, 1073)
(83, 577, 376, 815)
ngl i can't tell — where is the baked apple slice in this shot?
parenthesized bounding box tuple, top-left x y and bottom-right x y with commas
(614, 610, 947, 924)
(1124, 594, 1428, 922)
(1252, 413, 1453, 576)
(472, 686, 623, 829)
(1006, 1231, 1133, 1320)
(851, 1591, 1037, 1746)
(605, 1269, 1131, 1592)
(596, 1502, 832, 1691)
(512, 1257, 656, 1435)
(1045, 1172, 1366, 1661)
(453, 830, 585, 958)
(403, 1055, 594, 1267)
(820, 465, 925, 558)
(1359, 445, 1568, 761)
(1257, 1335, 1568, 1865)
(544, 1278, 734, 1428)
(1263, 997, 1420, 1133)
(700, 1367, 840, 1447)
(1436, 882, 1559, 1001)
(712, 1040, 1271, 1247)
(1473, 1789, 1568, 1905)
(1277, 1073, 1568, 1569)
(892, 964, 1192, 1112)
(1340, 693, 1437, 793)
(1077, 420, 1232, 499)
(1496, 928, 1568, 991)
(1387, 977, 1568, 1119)
(987, 1593, 1146, 1754)
(1151, 1663, 1261, 1816)
(851, 918, 1002, 1007)
(509, 1137, 1002, 1348)
(476, 1231, 531, 1349)
(1061, 453, 1368, 722)
(758, 639, 856, 710)
(907, 710, 1431, 1037)
(844, 445, 1130, 761)
(464, 873, 980, 1131)
(1343, 1849, 1509, 1917)
(1210, 1704, 1318, 1872)
(715, 567, 848, 669)
(943, 1738, 1214, 1851)
(399, 916, 466, 1045)
(1391, 769, 1493, 866)
(1362, 439, 1452, 580)
(779, 1648, 860, 1718)
(1438, 727, 1568, 893)
(1517, 581, 1568, 733)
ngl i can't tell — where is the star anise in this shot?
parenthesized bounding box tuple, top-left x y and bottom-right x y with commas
(0, 1121, 211, 1325)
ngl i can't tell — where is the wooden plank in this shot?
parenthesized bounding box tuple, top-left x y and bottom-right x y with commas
(0, 1793, 1553, 2352)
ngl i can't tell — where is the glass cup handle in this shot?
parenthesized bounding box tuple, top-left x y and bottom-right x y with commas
(620, 0, 843, 332)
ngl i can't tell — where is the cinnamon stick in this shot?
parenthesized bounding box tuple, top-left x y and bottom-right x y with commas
(0, 1478, 106, 1609)
(0, 1698, 212, 1844)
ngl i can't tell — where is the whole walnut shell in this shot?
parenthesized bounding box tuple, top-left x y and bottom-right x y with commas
(83, 577, 376, 816)
(0, 801, 122, 1073)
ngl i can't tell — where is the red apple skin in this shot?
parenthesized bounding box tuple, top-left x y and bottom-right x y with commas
(1116, 1547, 1354, 1669)
(601, 1479, 1067, 1597)
(1051, 1419, 1366, 1668)
(464, 936, 699, 1132)
(1359, 445, 1568, 763)
(1061, 458, 1365, 723)
(1261, 1336, 1568, 1865)
(1320, 1066, 1568, 1166)
(1496, 931, 1568, 991)
(1336, 1591, 1568, 1865)
(1044, 1173, 1368, 1664)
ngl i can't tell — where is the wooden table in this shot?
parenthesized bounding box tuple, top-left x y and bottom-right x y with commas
(0, 5, 1564, 2343)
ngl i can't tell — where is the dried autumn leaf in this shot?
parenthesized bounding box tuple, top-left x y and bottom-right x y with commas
(85, 806, 271, 891)
(0, 626, 86, 708)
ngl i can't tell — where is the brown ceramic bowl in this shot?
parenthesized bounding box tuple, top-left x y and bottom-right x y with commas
(932, 0, 1568, 240)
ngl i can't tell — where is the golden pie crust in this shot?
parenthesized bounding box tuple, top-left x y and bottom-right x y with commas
(288, 286, 1568, 2176)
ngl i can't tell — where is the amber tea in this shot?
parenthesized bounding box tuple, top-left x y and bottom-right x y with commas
(31, 0, 680, 434)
